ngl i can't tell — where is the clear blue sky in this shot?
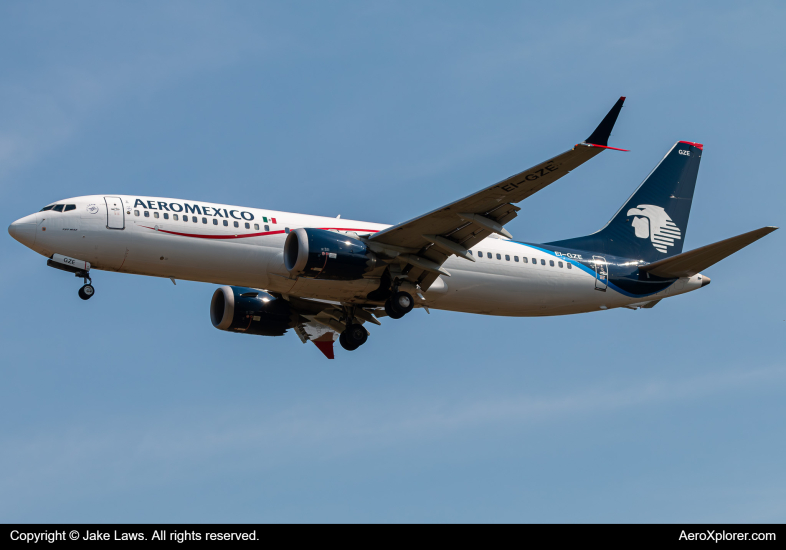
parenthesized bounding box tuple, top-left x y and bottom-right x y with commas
(1, 1, 784, 522)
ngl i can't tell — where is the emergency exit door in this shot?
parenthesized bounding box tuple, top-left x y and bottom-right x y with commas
(593, 255, 608, 292)
(104, 196, 124, 229)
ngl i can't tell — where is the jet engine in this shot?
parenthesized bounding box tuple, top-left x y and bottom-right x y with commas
(210, 286, 299, 336)
(284, 228, 381, 280)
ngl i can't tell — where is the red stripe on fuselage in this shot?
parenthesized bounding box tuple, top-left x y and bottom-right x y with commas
(139, 226, 379, 239)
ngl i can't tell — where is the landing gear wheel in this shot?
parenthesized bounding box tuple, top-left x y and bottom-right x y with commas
(384, 300, 404, 319)
(340, 324, 368, 351)
(78, 284, 95, 301)
(385, 291, 414, 318)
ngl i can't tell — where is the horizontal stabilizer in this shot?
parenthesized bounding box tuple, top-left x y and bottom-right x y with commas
(639, 226, 778, 278)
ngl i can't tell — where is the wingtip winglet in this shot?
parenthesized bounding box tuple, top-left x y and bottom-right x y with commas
(585, 96, 626, 148)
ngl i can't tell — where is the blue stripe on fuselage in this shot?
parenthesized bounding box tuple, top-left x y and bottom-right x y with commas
(508, 241, 675, 298)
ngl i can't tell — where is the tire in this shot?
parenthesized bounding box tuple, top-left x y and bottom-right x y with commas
(385, 300, 404, 319)
(346, 324, 367, 346)
(340, 324, 367, 351)
(339, 331, 353, 351)
(388, 291, 414, 317)
(78, 284, 95, 300)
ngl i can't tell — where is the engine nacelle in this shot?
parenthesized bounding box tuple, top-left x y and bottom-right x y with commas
(284, 228, 380, 280)
(210, 286, 298, 336)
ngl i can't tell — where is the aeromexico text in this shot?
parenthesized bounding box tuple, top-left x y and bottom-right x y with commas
(132, 199, 256, 221)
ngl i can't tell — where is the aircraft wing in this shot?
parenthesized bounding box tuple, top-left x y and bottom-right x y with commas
(368, 97, 627, 290)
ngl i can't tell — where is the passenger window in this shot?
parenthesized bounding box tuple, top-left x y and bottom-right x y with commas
(64, 204, 76, 212)
(183, 215, 188, 222)
(192, 216, 197, 223)
(153, 212, 159, 218)
(558, 261, 563, 268)
(522, 257, 528, 263)
(233, 221, 239, 228)
(514, 256, 519, 262)
(223, 220, 228, 226)
(532, 258, 536, 264)
(173, 214, 179, 221)
(478, 251, 482, 257)
(541, 259, 546, 265)
(487, 252, 492, 258)
(496, 253, 501, 260)
(245, 222, 250, 229)
(144, 211, 150, 217)
(468, 250, 473, 256)
(254, 224, 259, 230)
(213, 219, 218, 225)
(133, 209, 139, 216)
(285, 227, 290, 234)
(202, 217, 207, 224)
(53, 205, 65, 212)
(164, 213, 169, 220)
(40, 205, 54, 211)
(505, 255, 510, 261)
(264, 225, 269, 231)
(549, 260, 554, 267)
(567, 263, 572, 269)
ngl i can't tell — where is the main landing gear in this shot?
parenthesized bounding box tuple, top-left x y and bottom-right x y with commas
(384, 290, 414, 319)
(339, 323, 368, 351)
(336, 288, 415, 353)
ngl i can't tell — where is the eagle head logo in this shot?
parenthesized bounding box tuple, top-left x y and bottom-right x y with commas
(626, 204, 682, 253)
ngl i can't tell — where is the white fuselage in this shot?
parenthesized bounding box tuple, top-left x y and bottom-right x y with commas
(10, 195, 704, 316)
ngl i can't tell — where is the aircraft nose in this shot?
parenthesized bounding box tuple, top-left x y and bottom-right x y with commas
(8, 214, 38, 249)
(701, 275, 711, 287)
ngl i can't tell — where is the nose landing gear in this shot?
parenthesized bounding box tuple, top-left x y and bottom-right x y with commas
(46, 255, 95, 301)
(78, 282, 95, 300)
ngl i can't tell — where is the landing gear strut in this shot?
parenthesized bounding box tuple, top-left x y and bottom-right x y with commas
(340, 323, 368, 351)
(385, 291, 414, 319)
(76, 270, 95, 300)
(46, 255, 96, 301)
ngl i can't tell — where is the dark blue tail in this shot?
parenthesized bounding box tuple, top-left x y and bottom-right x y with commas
(548, 141, 703, 262)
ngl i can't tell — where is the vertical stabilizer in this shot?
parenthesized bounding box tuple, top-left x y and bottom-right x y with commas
(548, 141, 703, 261)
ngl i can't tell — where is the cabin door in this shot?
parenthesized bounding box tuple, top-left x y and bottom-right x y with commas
(104, 197, 125, 229)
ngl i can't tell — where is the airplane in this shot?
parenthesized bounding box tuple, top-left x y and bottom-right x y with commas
(8, 97, 777, 359)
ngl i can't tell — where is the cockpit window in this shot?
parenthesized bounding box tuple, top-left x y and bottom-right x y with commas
(52, 204, 65, 212)
(64, 204, 76, 212)
(40, 205, 54, 211)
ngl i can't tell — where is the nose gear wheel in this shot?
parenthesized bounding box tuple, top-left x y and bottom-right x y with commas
(78, 284, 95, 300)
